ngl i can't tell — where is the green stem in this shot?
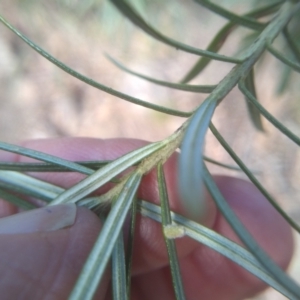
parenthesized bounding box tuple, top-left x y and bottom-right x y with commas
(209, 0, 299, 108)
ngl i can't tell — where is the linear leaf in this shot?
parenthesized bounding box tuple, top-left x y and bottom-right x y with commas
(194, 0, 266, 31)
(0, 181, 49, 203)
(0, 141, 94, 175)
(138, 200, 296, 299)
(244, 1, 283, 20)
(180, 22, 235, 83)
(181, 1, 283, 83)
(283, 27, 300, 63)
(276, 63, 293, 94)
(242, 68, 264, 131)
(157, 163, 186, 300)
(179, 99, 217, 218)
(112, 232, 127, 300)
(267, 44, 300, 73)
(203, 165, 300, 299)
(209, 123, 300, 233)
(203, 156, 244, 172)
(0, 15, 190, 118)
(0, 188, 36, 210)
(0, 171, 112, 215)
(0, 171, 64, 203)
(0, 161, 109, 172)
(109, 0, 242, 64)
(69, 172, 142, 300)
(49, 141, 167, 205)
(239, 80, 300, 146)
(106, 54, 216, 93)
(125, 196, 138, 299)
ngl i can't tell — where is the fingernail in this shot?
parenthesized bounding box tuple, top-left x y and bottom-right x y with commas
(0, 204, 77, 234)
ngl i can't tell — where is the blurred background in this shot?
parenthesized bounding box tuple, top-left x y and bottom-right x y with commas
(0, 1, 299, 299)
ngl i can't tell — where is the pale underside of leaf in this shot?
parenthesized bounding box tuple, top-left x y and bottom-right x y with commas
(179, 99, 217, 219)
(69, 172, 141, 300)
(49, 141, 166, 206)
(112, 232, 127, 300)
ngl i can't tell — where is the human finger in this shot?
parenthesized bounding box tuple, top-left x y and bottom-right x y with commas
(0, 137, 216, 274)
(0, 204, 108, 300)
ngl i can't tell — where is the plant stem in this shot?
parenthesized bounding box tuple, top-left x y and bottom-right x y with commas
(203, 0, 300, 109)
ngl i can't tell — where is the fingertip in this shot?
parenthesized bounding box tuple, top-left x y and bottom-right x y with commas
(0, 206, 108, 300)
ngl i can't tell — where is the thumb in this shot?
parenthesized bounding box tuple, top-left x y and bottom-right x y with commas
(0, 204, 108, 300)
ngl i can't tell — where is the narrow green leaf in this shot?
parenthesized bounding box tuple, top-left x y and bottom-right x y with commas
(0, 161, 120, 185)
(242, 69, 264, 131)
(202, 165, 300, 299)
(180, 22, 235, 83)
(138, 200, 296, 299)
(0, 171, 114, 215)
(106, 54, 216, 93)
(69, 172, 142, 300)
(0, 141, 94, 175)
(179, 99, 217, 218)
(49, 141, 167, 205)
(209, 123, 300, 233)
(0, 181, 49, 203)
(203, 156, 244, 172)
(157, 163, 186, 300)
(247, 1, 283, 19)
(0, 188, 36, 210)
(0, 171, 64, 203)
(109, 0, 242, 64)
(0, 161, 110, 172)
(125, 196, 138, 299)
(239, 80, 300, 146)
(283, 27, 300, 63)
(276, 63, 293, 95)
(180, 1, 284, 83)
(267, 44, 300, 73)
(0, 15, 190, 118)
(112, 232, 127, 300)
(194, 0, 266, 31)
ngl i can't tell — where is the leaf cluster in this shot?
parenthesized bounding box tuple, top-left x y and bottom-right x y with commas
(0, 0, 300, 299)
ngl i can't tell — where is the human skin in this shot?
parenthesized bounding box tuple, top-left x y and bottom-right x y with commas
(0, 137, 294, 300)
